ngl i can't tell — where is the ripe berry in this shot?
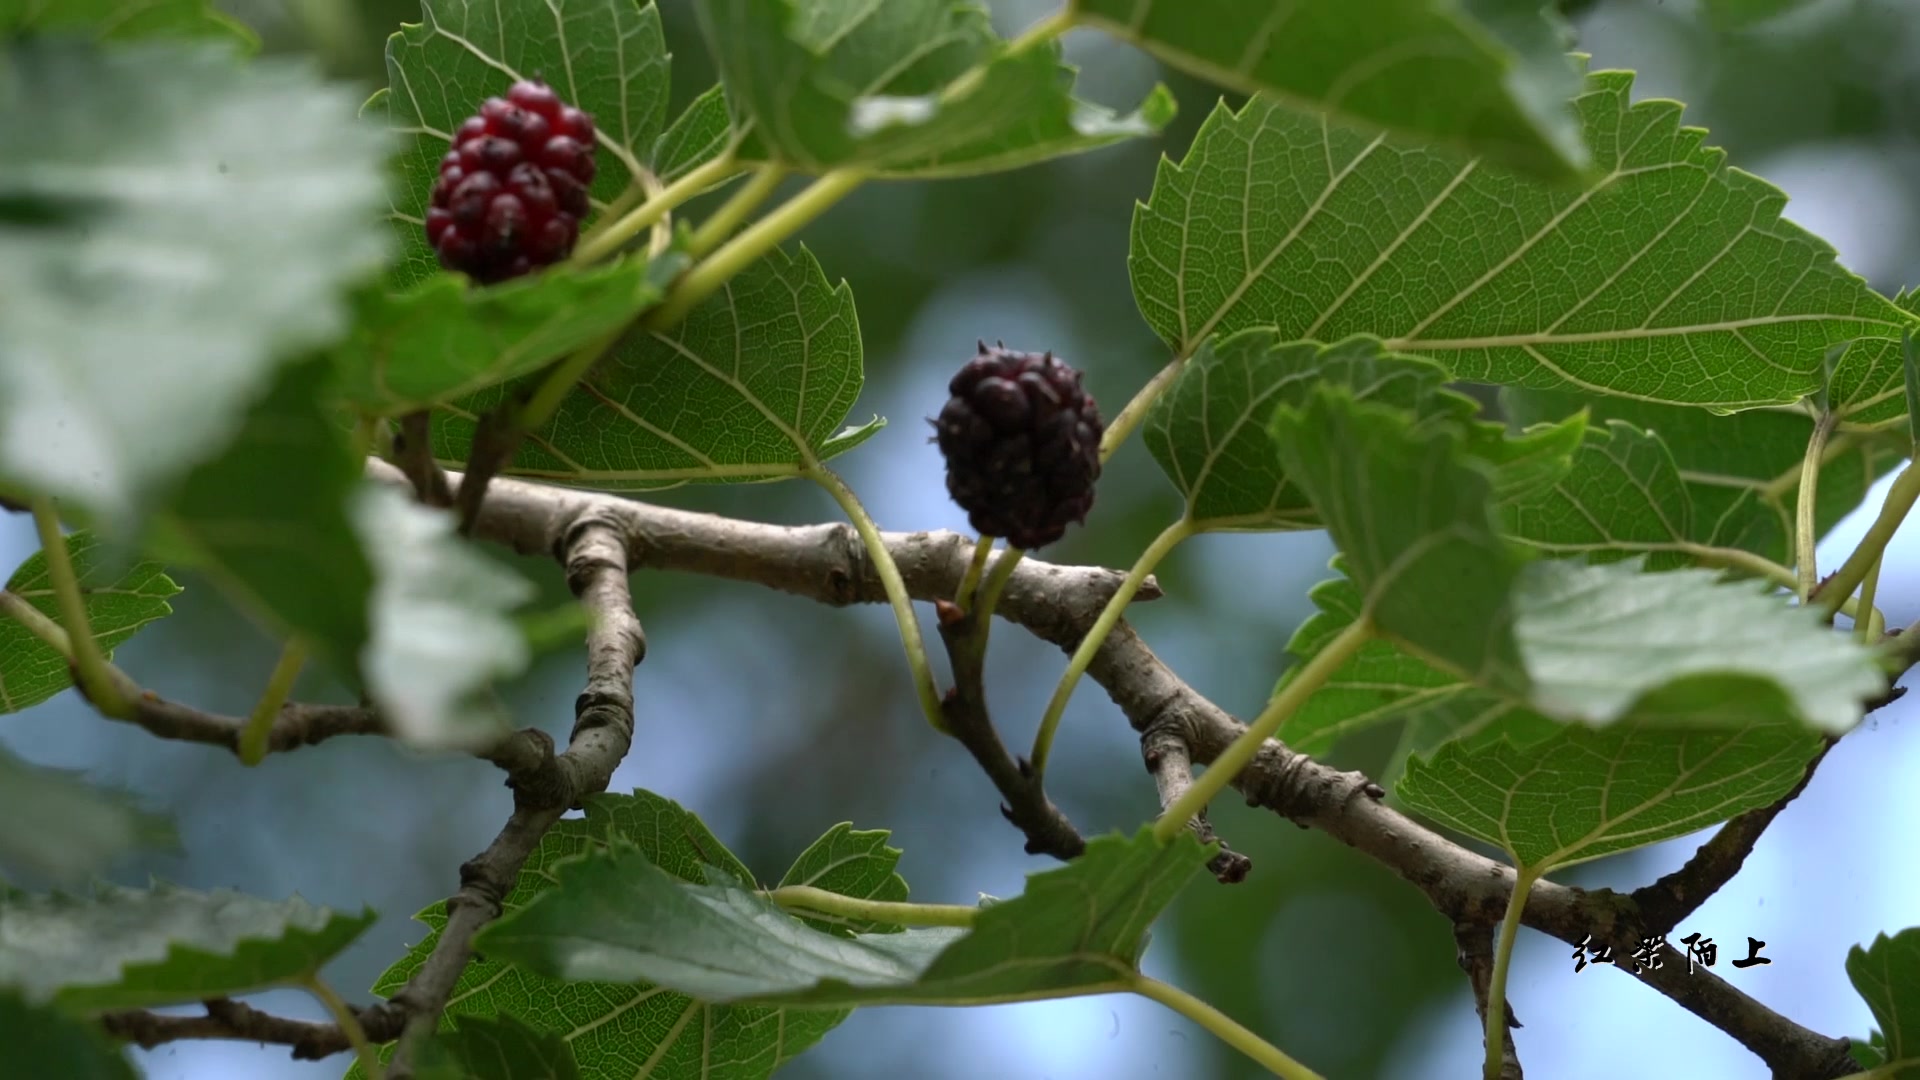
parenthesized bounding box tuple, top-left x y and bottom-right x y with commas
(428, 77, 597, 284)
(932, 342, 1104, 550)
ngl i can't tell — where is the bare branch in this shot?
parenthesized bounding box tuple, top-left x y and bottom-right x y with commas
(368, 462, 1859, 1079)
(99, 998, 366, 1059)
(1141, 724, 1250, 884)
(1454, 921, 1523, 1079)
(932, 600, 1085, 861)
(109, 687, 385, 755)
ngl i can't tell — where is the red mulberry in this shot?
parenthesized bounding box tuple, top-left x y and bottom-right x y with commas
(932, 342, 1104, 550)
(426, 77, 597, 284)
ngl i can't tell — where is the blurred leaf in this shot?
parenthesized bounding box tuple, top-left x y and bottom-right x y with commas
(476, 828, 1209, 1007)
(1070, 0, 1587, 179)
(1398, 713, 1822, 872)
(351, 485, 533, 751)
(435, 246, 882, 490)
(0, 38, 389, 523)
(0, 991, 137, 1080)
(694, 0, 1172, 176)
(0, 531, 178, 714)
(1506, 558, 1881, 733)
(1501, 420, 1697, 569)
(413, 1014, 580, 1080)
(356, 791, 905, 1080)
(776, 823, 909, 936)
(1269, 386, 1530, 693)
(1503, 387, 1901, 565)
(653, 84, 735, 186)
(151, 359, 372, 679)
(1848, 929, 1920, 1078)
(0, 0, 256, 46)
(0, 746, 174, 883)
(1130, 80, 1915, 418)
(379, 0, 671, 286)
(332, 260, 666, 414)
(0, 883, 374, 1009)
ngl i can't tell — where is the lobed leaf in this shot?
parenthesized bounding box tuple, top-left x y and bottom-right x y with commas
(776, 824, 909, 937)
(0, 532, 178, 715)
(0, 883, 374, 1010)
(413, 1014, 581, 1080)
(1129, 78, 1916, 419)
(351, 486, 534, 752)
(1501, 420, 1698, 569)
(654, 84, 736, 186)
(378, 0, 671, 286)
(433, 246, 882, 490)
(694, 0, 1172, 177)
(1069, 0, 1588, 179)
(0, 746, 174, 883)
(355, 791, 906, 1080)
(0, 38, 389, 523)
(1397, 712, 1822, 872)
(475, 828, 1209, 1008)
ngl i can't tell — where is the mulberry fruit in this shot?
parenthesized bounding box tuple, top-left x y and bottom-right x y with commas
(426, 78, 597, 284)
(933, 342, 1103, 550)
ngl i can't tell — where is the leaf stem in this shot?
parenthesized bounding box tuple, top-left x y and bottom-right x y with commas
(1153, 617, 1373, 843)
(1099, 357, 1184, 463)
(574, 180, 647, 250)
(238, 640, 309, 766)
(303, 975, 382, 1080)
(956, 535, 995, 608)
(1482, 868, 1538, 1080)
(768, 885, 978, 928)
(516, 324, 626, 438)
(1857, 554, 1885, 643)
(31, 499, 128, 717)
(974, 547, 1025, 623)
(1130, 975, 1324, 1080)
(686, 164, 786, 260)
(0, 588, 71, 653)
(808, 463, 945, 731)
(570, 153, 743, 266)
(1795, 412, 1837, 602)
(1031, 518, 1193, 780)
(649, 168, 868, 330)
(1820, 459, 1920, 620)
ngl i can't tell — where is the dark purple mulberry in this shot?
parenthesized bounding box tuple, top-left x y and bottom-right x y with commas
(932, 342, 1103, 550)
(426, 77, 597, 284)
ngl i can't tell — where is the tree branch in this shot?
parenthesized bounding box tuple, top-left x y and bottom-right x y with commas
(1141, 724, 1250, 883)
(932, 599, 1085, 860)
(368, 462, 1860, 1079)
(1454, 921, 1523, 1079)
(99, 997, 363, 1058)
(1630, 737, 1836, 937)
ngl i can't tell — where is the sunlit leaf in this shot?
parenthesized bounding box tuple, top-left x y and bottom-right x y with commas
(1846, 928, 1920, 1077)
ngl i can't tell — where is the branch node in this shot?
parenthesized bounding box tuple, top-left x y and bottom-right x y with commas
(1143, 725, 1252, 884)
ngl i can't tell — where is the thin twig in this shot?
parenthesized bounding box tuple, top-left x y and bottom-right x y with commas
(393, 411, 453, 508)
(1142, 725, 1250, 883)
(1454, 921, 1523, 1080)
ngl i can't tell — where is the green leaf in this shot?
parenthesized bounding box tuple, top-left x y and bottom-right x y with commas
(1, 531, 178, 714)
(352, 485, 534, 751)
(653, 84, 736, 186)
(1398, 713, 1822, 872)
(0, 746, 174, 883)
(356, 791, 904, 1080)
(0, 991, 137, 1080)
(1502, 387, 1902, 564)
(1510, 558, 1881, 733)
(1069, 0, 1587, 180)
(1269, 386, 1530, 693)
(1702, 0, 1819, 29)
(694, 0, 1172, 177)
(476, 827, 1208, 1007)
(1130, 81, 1916, 419)
(413, 1014, 580, 1080)
(380, 0, 671, 286)
(0, 38, 390, 523)
(0, 883, 374, 1010)
(0, 0, 255, 48)
(776, 824, 909, 936)
(434, 246, 880, 490)
(1848, 929, 1920, 1078)
(151, 359, 372, 679)
(331, 261, 668, 414)
(1501, 420, 1699, 569)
